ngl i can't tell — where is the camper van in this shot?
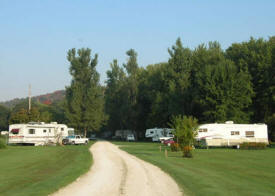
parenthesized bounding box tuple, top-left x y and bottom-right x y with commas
(8, 122, 71, 146)
(145, 128, 173, 142)
(196, 121, 268, 147)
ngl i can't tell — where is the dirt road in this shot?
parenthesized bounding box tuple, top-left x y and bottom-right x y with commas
(51, 141, 183, 196)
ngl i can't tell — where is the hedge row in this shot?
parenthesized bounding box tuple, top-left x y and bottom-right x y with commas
(240, 142, 267, 150)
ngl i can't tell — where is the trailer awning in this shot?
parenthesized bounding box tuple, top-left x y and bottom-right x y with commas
(11, 129, 19, 134)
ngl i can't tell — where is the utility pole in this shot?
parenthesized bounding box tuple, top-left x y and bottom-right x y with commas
(28, 84, 31, 113)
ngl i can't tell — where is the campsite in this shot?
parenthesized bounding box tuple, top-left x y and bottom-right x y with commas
(1, 1, 275, 196)
(1, 140, 275, 196)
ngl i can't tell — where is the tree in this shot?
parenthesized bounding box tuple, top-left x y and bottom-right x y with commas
(65, 48, 105, 136)
(105, 59, 126, 132)
(226, 37, 275, 122)
(166, 38, 192, 116)
(266, 114, 275, 141)
(0, 105, 10, 131)
(122, 49, 140, 131)
(29, 107, 40, 122)
(9, 108, 29, 124)
(196, 60, 253, 123)
(169, 115, 198, 157)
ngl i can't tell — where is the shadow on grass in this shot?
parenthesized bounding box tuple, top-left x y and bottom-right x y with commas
(130, 152, 154, 156)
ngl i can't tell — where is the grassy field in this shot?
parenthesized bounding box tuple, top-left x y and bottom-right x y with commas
(114, 142, 275, 196)
(0, 142, 93, 196)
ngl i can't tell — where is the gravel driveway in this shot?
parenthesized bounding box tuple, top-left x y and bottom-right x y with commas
(51, 141, 183, 196)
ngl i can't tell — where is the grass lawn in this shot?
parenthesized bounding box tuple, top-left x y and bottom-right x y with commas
(0, 142, 93, 196)
(114, 141, 275, 196)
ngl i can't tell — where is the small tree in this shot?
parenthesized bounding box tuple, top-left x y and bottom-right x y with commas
(169, 115, 198, 157)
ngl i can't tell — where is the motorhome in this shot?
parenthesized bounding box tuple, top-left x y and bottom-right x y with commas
(145, 128, 173, 142)
(8, 122, 71, 146)
(196, 121, 269, 147)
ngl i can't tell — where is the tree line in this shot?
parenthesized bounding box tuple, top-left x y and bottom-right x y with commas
(0, 37, 274, 141)
(104, 37, 274, 140)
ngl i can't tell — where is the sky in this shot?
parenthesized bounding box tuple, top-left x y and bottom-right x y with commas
(0, 0, 274, 102)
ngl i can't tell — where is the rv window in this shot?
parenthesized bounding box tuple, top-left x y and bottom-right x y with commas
(150, 131, 154, 134)
(246, 131, 254, 137)
(43, 130, 47, 133)
(231, 131, 240, 135)
(199, 129, 207, 132)
(29, 129, 35, 134)
(61, 128, 64, 131)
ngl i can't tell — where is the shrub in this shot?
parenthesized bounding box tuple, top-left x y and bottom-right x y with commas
(269, 142, 275, 148)
(194, 140, 207, 149)
(170, 143, 180, 152)
(240, 142, 267, 150)
(0, 138, 7, 149)
(182, 146, 193, 158)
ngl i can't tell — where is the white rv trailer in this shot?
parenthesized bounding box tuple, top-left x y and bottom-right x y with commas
(145, 128, 173, 142)
(196, 121, 268, 147)
(8, 122, 70, 146)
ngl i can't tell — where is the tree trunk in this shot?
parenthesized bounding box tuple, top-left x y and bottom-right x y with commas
(84, 128, 87, 137)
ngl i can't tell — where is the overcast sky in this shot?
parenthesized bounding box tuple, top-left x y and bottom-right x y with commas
(0, 0, 274, 102)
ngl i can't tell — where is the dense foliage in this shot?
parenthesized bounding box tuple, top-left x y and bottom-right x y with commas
(105, 37, 274, 140)
(0, 105, 10, 130)
(1, 36, 274, 141)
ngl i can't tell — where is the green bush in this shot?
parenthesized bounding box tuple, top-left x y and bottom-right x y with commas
(268, 142, 275, 148)
(240, 142, 267, 150)
(194, 140, 207, 149)
(0, 138, 7, 149)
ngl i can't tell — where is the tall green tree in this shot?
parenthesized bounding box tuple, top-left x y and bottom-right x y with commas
(196, 60, 253, 123)
(105, 59, 126, 132)
(122, 49, 140, 131)
(226, 37, 275, 122)
(65, 48, 105, 136)
(166, 38, 192, 116)
(0, 105, 10, 130)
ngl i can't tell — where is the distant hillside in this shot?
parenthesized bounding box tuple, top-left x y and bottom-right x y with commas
(0, 90, 65, 109)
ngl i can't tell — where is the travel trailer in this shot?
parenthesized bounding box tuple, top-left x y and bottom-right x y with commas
(8, 122, 71, 146)
(196, 121, 269, 147)
(145, 128, 173, 142)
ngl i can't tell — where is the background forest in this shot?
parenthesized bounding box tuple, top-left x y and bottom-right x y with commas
(1, 37, 274, 141)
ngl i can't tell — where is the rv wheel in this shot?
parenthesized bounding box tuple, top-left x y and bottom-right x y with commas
(72, 141, 75, 145)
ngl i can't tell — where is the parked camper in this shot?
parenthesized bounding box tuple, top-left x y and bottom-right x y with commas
(145, 128, 173, 142)
(196, 121, 268, 147)
(8, 122, 70, 146)
(115, 130, 135, 140)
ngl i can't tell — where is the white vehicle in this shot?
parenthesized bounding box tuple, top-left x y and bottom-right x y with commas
(115, 130, 135, 140)
(8, 122, 70, 146)
(196, 121, 269, 147)
(126, 134, 135, 141)
(63, 135, 89, 145)
(145, 128, 173, 142)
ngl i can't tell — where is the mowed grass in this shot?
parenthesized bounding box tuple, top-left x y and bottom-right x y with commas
(0, 142, 93, 196)
(114, 142, 275, 196)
